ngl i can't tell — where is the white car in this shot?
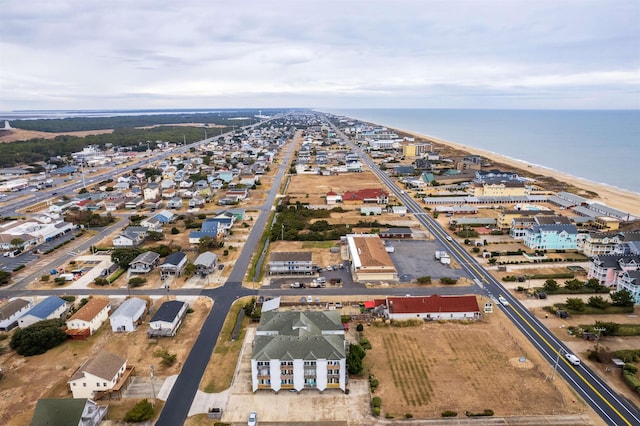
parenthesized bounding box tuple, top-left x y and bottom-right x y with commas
(498, 296, 509, 306)
(247, 411, 257, 426)
(565, 353, 581, 366)
(445, 236, 453, 241)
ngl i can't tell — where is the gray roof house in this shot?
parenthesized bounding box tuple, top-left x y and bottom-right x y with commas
(110, 298, 147, 332)
(0, 298, 33, 331)
(68, 351, 128, 399)
(251, 310, 346, 393)
(148, 300, 188, 337)
(160, 251, 188, 279)
(268, 251, 313, 275)
(129, 251, 161, 274)
(194, 251, 218, 275)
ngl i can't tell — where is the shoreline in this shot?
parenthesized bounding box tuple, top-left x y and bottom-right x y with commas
(350, 118, 640, 218)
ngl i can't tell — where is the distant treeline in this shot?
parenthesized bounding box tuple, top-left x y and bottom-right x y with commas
(0, 126, 214, 167)
(7, 109, 290, 132)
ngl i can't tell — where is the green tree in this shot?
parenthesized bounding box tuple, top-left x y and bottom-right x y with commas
(10, 238, 24, 249)
(610, 289, 634, 307)
(543, 279, 559, 293)
(564, 279, 584, 291)
(0, 270, 11, 286)
(587, 296, 608, 309)
(10, 319, 67, 356)
(565, 297, 585, 311)
(124, 399, 154, 422)
(347, 343, 366, 374)
(184, 262, 196, 278)
(594, 321, 620, 336)
(128, 277, 146, 288)
(146, 231, 164, 241)
(111, 248, 144, 268)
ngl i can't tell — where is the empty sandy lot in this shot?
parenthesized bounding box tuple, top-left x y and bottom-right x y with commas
(360, 304, 584, 419)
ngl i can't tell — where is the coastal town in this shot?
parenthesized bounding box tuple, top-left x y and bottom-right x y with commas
(0, 110, 639, 425)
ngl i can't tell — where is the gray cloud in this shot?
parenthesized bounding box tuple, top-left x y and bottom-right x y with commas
(0, 0, 638, 110)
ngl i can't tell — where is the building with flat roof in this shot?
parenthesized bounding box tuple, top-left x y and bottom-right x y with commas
(346, 234, 397, 282)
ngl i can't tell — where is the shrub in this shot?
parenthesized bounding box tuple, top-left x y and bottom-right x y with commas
(417, 276, 431, 284)
(440, 277, 458, 285)
(442, 410, 457, 417)
(10, 319, 67, 356)
(171, 227, 180, 234)
(373, 406, 381, 416)
(40, 274, 50, 282)
(356, 323, 364, 332)
(623, 364, 638, 374)
(94, 277, 109, 286)
(128, 277, 146, 288)
(359, 338, 372, 350)
(385, 413, 394, 419)
(372, 396, 382, 407)
(404, 413, 413, 418)
(60, 295, 76, 302)
(124, 399, 154, 422)
(622, 372, 640, 394)
(154, 348, 177, 367)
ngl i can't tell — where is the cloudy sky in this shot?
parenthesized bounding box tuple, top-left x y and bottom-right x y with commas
(1, 0, 638, 110)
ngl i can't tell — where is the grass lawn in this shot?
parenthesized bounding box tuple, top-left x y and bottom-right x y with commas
(199, 297, 252, 393)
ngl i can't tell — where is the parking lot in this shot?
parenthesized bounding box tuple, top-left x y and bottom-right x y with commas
(387, 239, 468, 283)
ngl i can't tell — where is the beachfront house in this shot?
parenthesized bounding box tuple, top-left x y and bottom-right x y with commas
(616, 270, 640, 305)
(522, 216, 578, 250)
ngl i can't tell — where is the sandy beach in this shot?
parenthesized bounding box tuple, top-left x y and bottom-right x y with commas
(392, 127, 640, 218)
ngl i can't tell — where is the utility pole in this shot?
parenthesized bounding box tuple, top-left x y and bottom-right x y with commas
(550, 350, 561, 381)
(281, 224, 284, 241)
(149, 365, 156, 406)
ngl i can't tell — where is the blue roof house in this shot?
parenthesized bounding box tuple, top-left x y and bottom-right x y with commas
(189, 220, 221, 244)
(18, 296, 68, 328)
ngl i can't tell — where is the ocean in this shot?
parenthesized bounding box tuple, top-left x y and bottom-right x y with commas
(321, 109, 640, 194)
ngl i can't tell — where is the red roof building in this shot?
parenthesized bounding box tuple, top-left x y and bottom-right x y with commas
(342, 188, 389, 205)
(374, 295, 481, 321)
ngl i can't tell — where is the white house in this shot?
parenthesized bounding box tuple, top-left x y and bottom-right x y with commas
(110, 298, 147, 332)
(148, 300, 188, 337)
(65, 298, 111, 338)
(68, 351, 128, 399)
(0, 298, 33, 331)
(18, 296, 68, 328)
(374, 295, 482, 321)
(128, 251, 161, 274)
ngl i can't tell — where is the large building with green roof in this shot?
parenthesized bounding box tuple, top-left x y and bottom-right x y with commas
(251, 310, 347, 393)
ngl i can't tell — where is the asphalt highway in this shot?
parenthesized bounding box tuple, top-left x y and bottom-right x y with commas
(327, 118, 640, 426)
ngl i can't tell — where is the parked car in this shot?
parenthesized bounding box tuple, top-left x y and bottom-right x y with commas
(247, 411, 257, 426)
(290, 282, 303, 288)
